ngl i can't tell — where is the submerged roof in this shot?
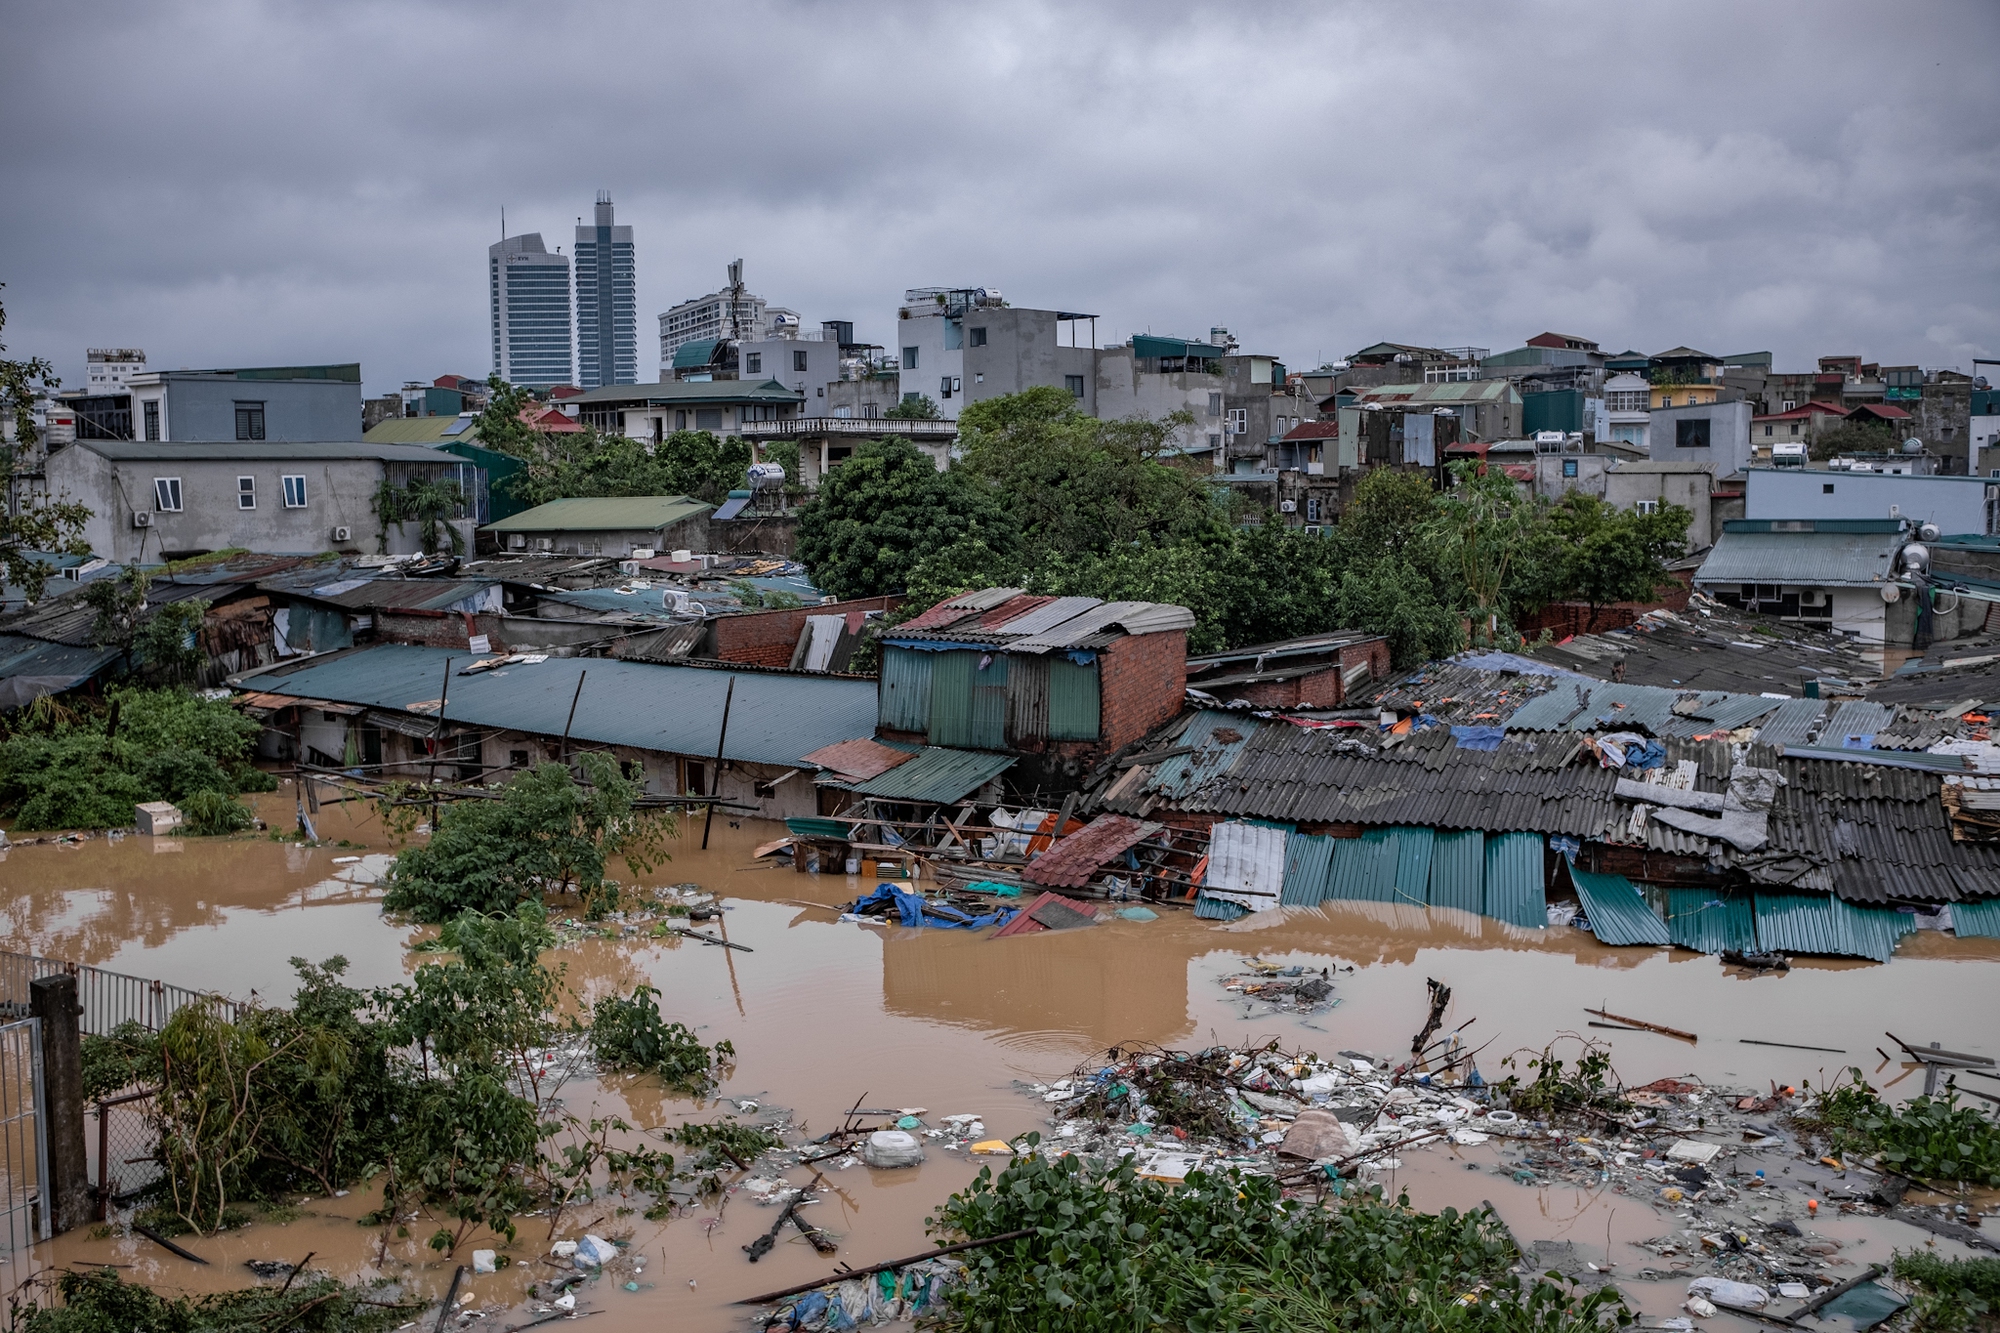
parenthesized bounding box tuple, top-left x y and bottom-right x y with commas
(481, 496, 712, 534)
(235, 644, 876, 767)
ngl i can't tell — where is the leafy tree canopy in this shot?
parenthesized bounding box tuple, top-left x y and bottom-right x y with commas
(0, 286, 90, 601)
(505, 428, 750, 508)
(795, 437, 1018, 600)
(885, 394, 940, 419)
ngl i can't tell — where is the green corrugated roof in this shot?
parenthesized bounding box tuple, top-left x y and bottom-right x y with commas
(1279, 833, 1336, 907)
(1569, 867, 1671, 946)
(1482, 832, 1546, 928)
(848, 746, 1014, 803)
(1695, 529, 1902, 588)
(673, 339, 721, 370)
(1666, 889, 1756, 954)
(1131, 335, 1225, 360)
(1426, 829, 1484, 914)
(1953, 898, 2000, 939)
(1753, 893, 1916, 963)
(1328, 827, 1433, 906)
(480, 495, 712, 534)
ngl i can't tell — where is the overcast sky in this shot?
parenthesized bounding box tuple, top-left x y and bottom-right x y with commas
(3, 1, 1996, 398)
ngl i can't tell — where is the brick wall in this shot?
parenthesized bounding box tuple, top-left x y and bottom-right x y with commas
(1098, 629, 1188, 754)
(1515, 583, 1693, 640)
(1215, 664, 1349, 709)
(707, 595, 900, 667)
(374, 610, 515, 652)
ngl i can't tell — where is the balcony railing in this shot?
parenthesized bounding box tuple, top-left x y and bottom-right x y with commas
(740, 417, 959, 441)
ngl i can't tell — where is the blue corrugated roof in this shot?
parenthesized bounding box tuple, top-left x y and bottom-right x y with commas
(1569, 867, 1671, 946)
(1279, 833, 1336, 907)
(1194, 891, 1249, 920)
(1953, 898, 2000, 939)
(236, 644, 877, 768)
(1482, 833, 1546, 928)
(1327, 827, 1433, 906)
(1666, 889, 1757, 954)
(1751, 892, 1916, 963)
(0, 634, 121, 708)
(1149, 711, 1261, 799)
(847, 747, 1014, 803)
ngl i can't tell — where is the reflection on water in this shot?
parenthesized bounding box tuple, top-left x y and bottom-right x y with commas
(0, 810, 1995, 1331)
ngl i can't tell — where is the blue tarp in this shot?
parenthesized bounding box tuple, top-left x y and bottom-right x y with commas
(846, 884, 1017, 930)
(1450, 725, 1505, 751)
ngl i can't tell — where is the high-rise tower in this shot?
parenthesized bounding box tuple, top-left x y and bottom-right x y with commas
(574, 191, 637, 388)
(489, 233, 573, 387)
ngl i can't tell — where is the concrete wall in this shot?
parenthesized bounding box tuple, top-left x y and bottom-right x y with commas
(741, 337, 841, 405)
(825, 377, 902, 420)
(53, 447, 406, 562)
(141, 377, 363, 442)
(1094, 347, 1224, 455)
(1605, 467, 1715, 547)
(494, 515, 710, 558)
(1745, 467, 1998, 535)
(962, 308, 1098, 416)
(1650, 400, 1755, 476)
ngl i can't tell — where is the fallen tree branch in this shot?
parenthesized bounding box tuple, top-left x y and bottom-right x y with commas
(731, 1228, 1036, 1306)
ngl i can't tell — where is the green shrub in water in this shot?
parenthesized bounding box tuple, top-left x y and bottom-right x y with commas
(17, 1266, 414, 1333)
(181, 789, 254, 835)
(589, 984, 734, 1094)
(1893, 1251, 2000, 1333)
(1810, 1070, 2000, 1186)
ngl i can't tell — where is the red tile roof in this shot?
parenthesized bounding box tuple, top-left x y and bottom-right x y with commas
(1022, 814, 1160, 889)
(1847, 403, 1911, 421)
(1281, 420, 1339, 440)
(1753, 402, 1847, 421)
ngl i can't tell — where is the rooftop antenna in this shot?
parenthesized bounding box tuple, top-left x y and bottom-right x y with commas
(500, 206, 505, 242)
(727, 259, 745, 341)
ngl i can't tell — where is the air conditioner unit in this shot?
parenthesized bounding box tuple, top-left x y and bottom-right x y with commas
(508, 533, 527, 550)
(1279, 500, 1297, 513)
(331, 525, 353, 543)
(534, 537, 554, 552)
(1304, 525, 1323, 536)
(631, 548, 656, 559)
(132, 510, 154, 528)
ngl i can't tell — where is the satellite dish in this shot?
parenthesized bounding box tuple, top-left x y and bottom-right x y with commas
(1881, 583, 1901, 603)
(1903, 437, 1924, 455)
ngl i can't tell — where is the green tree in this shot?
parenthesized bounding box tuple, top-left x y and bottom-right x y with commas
(1332, 467, 1440, 565)
(379, 755, 670, 922)
(374, 477, 466, 555)
(1809, 420, 1899, 461)
(470, 376, 543, 458)
(84, 566, 151, 652)
(1335, 555, 1465, 668)
(0, 286, 91, 601)
(1211, 517, 1348, 649)
(507, 428, 750, 507)
(1536, 493, 1690, 624)
(885, 394, 940, 419)
(795, 437, 1018, 599)
(1426, 460, 1544, 635)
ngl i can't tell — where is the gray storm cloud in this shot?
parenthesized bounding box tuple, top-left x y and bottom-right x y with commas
(1, 0, 1995, 395)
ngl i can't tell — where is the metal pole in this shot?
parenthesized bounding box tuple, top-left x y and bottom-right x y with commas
(701, 677, 737, 850)
(559, 670, 588, 765)
(30, 1018, 51, 1240)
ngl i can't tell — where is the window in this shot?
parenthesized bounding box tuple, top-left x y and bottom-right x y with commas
(744, 352, 762, 374)
(1790, 423, 1800, 436)
(969, 327, 987, 347)
(1562, 459, 1578, 477)
(902, 346, 919, 370)
(754, 780, 777, 800)
(675, 410, 687, 430)
(1675, 418, 1712, 450)
(1207, 392, 1223, 417)
(940, 376, 953, 400)
(233, 401, 265, 440)
(1782, 400, 1797, 411)
(694, 408, 722, 430)
(282, 474, 308, 508)
(1208, 433, 1221, 449)
(1823, 483, 1836, 494)
(509, 749, 530, 768)
(142, 400, 159, 441)
(153, 477, 182, 512)
(1635, 499, 1660, 514)
(237, 476, 256, 509)
(1764, 424, 1773, 437)
(793, 349, 809, 373)
(1226, 407, 1247, 435)
(1659, 395, 1672, 408)
(1305, 497, 1321, 522)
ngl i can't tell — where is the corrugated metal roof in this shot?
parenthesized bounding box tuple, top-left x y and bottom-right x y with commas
(235, 644, 876, 767)
(1148, 711, 1261, 800)
(1427, 829, 1484, 914)
(1757, 698, 1828, 746)
(1823, 701, 1896, 743)
(1569, 867, 1671, 946)
(1279, 833, 1337, 907)
(889, 590, 1194, 651)
(1752, 892, 1915, 963)
(0, 634, 120, 708)
(303, 578, 497, 612)
(1010, 601, 1194, 653)
(1505, 679, 1722, 734)
(897, 588, 1028, 632)
(1694, 529, 1901, 588)
(985, 596, 1101, 639)
(1665, 889, 1757, 954)
(1690, 694, 1784, 730)
(1023, 815, 1159, 889)
(1327, 827, 1433, 906)
(482, 496, 712, 534)
(1953, 898, 2000, 939)
(1194, 892, 1249, 920)
(1483, 832, 1546, 928)
(846, 746, 1013, 803)
(1356, 380, 1519, 405)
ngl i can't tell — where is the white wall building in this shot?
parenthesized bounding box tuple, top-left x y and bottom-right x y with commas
(83, 348, 147, 394)
(659, 260, 771, 369)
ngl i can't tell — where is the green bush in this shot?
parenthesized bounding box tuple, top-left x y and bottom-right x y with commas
(930, 1146, 1633, 1332)
(1893, 1251, 2000, 1333)
(18, 1267, 414, 1333)
(79, 1020, 162, 1100)
(1810, 1070, 2000, 1185)
(181, 790, 254, 836)
(589, 984, 734, 1094)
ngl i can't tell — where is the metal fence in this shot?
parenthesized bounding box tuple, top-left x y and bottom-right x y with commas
(93, 1089, 160, 1219)
(0, 1018, 51, 1256)
(0, 950, 245, 1036)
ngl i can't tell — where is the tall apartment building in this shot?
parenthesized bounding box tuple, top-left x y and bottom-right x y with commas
(660, 260, 770, 369)
(574, 191, 637, 389)
(489, 233, 573, 387)
(84, 348, 147, 393)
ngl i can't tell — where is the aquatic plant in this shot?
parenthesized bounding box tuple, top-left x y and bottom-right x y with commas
(588, 984, 735, 1094)
(930, 1144, 1634, 1332)
(1807, 1069, 2000, 1186)
(1494, 1039, 1626, 1119)
(1892, 1250, 2000, 1333)
(13, 1266, 417, 1333)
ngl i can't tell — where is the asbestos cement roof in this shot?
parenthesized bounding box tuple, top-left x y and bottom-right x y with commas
(234, 643, 877, 768)
(481, 496, 712, 534)
(1522, 606, 1878, 696)
(885, 588, 1195, 652)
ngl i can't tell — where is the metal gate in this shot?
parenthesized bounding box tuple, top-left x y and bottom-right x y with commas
(0, 950, 244, 1036)
(0, 1017, 51, 1254)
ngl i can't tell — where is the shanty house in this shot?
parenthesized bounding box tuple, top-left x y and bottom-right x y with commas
(1184, 632, 1388, 709)
(480, 495, 713, 557)
(1693, 518, 1913, 643)
(874, 589, 1195, 792)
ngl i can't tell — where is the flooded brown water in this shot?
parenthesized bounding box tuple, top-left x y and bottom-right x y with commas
(4, 781, 1997, 1329)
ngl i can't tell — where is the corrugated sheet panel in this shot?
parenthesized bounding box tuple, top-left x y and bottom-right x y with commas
(1665, 889, 1757, 954)
(1005, 654, 1049, 742)
(1752, 892, 1912, 963)
(1483, 832, 1546, 928)
(1693, 529, 1900, 587)
(1024, 815, 1157, 888)
(1756, 698, 1828, 747)
(879, 645, 933, 734)
(1835, 899, 1919, 964)
(1047, 656, 1102, 740)
(927, 650, 977, 749)
(1388, 828, 1435, 907)
(971, 651, 1008, 751)
(1427, 829, 1484, 914)
(988, 595, 1101, 640)
(1953, 898, 2000, 939)
(1690, 694, 1785, 731)
(1194, 891, 1249, 921)
(1203, 821, 1288, 912)
(1505, 680, 1717, 734)
(1570, 868, 1671, 946)
(1824, 701, 1895, 744)
(1329, 830, 1397, 903)
(850, 747, 1014, 803)
(1280, 833, 1337, 907)
(1149, 711, 1261, 800)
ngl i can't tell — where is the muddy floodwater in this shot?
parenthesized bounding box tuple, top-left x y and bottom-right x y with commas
(4, 783, 1997, 1330)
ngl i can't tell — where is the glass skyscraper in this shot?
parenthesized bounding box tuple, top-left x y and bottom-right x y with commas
(489, 233, 573, 387)
(574, 191, 637, 388)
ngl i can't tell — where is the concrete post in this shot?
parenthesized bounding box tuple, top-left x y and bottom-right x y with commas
(29, 975, 91, 1233)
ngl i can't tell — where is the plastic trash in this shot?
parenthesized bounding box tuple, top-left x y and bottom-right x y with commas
(1688, 1277, 1769, 1310)
(553, 1293, 577, 1312)
(1296, 1072, 1341, 1098)
(969, 1140, 1013, 1155)
(472, 1249, 497, 1274)
(550, 1241, 578, 1258)
(861, 1129, 925, 1168)
(574, 1234, 620, 1267)
(1684, 1297, 1716, 1319)
(1116, 906, 1159, 921)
